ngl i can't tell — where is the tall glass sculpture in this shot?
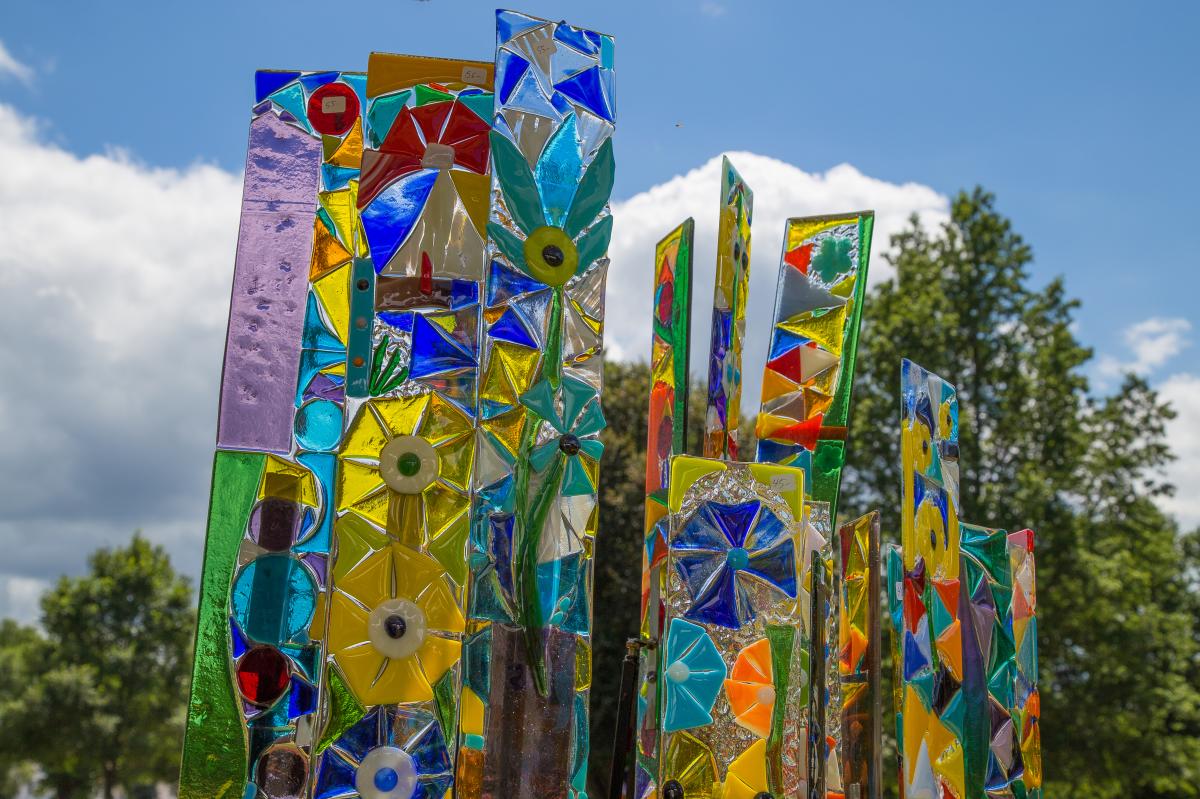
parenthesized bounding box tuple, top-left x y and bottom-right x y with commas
(838, 511, 883, 799)
(312, 52, 493, 799)
(657, 456, 808, 799)
(635, 220, 696, 793)
(703, 158, 753, 461)
(463, 11, 615, 798)
(754, 212, 874, 519)
(182, 68, 366, 799)
(895, 359, 1038, 798)
(1008, 529, 1041, 798)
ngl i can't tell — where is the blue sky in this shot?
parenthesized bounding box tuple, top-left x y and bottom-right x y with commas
(4, 0, 1198, 368)
(0, 1, 1197, 619)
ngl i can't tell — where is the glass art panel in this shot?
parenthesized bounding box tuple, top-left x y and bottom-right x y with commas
(463, 11, 615, 799)
(635, 219, 695, 795)
(183, 69, 367, 799)
(754, 212, 874, 520)
(1007, 529, 1040, 799)
(316, 52, 494, 799)
(655, 455, 815, 799)
(703, 158, 753, 461)
(893, 359, 1041, 799)
(838, 512, 882, 799)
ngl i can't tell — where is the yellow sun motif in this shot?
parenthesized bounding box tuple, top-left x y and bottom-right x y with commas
(326, 520, 465, 706)
(336, 395, 474, 580)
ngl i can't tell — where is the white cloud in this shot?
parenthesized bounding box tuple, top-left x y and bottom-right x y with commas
(1159, 373, 1200, 529)
(0, 576, 47, 625)
(1097, 316, 1191, 381)
(0, 40, 33, 85)
(0, 103, 240, 620)
(606, 151, 949, 411)
(700, 2, 728, 17)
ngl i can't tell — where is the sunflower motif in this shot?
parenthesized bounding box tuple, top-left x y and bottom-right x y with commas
(326, 529, 464, 705)
(722, 739, 770, 799)
(314, 705, 452, 799)
(723, 638, 776, 738)
(487, 119, 614, 288)
(337, 396, 473, 572)
(671, 499, 798, 629)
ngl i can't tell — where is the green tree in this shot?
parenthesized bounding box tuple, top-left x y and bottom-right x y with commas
(845, 188, 1200, 797)
(0, 534, 195, 799)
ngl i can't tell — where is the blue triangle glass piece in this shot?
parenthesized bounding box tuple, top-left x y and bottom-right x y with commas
(554, 24, 600, 56)
(377, 311, 414, 332)
(496, 50, 531, 105)
(488, 513, 516, 602)
(903, 630, 931, 680)
(408, 313, 477, 379)
(256, 71, 301, 102)
(710, 501, 760, 547)
(407, 718, 451, 774)
(321, 164, 357, 191)
(268, 82, 312, 132)
(298, 71, 339, 92)
(489, 307, 538, 348)
(487, 259, 544, 305)
(768, 328, 806, 360)
(508, 69, 558, 118)
(361, 169, 438, 273)
(550, 91, 573, 117)
(230, 617, 249, 658)
(746, 540, 797, 596)
(553, 67, 613, 122)
(450, 279, 480, 310)
(685, 566, 741, 628)
(287, 676, 316, 719)
(746, 506, 786, 549)
(497, 9, 546, 43)
(459, 91, 495, 123)
(678, 508, 729, 551)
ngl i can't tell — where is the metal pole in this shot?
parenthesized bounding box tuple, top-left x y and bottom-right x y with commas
(608, 638, 643, 799)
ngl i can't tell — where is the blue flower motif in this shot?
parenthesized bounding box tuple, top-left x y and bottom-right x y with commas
(662, 618, 727, 732)
(672, 500, 798, 628)
(315, 706, 451, 799)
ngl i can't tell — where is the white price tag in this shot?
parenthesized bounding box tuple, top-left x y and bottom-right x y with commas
(462, 66, 486, 84)
(769, 473, 795, 495)
(321, 95, 346, 114)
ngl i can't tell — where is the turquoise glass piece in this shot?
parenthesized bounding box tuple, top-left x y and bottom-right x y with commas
(489, 131, 546, 236)
(366, 91, 411, 147)
(267, 82, 311, 131)
(572, 214, 613, 275)
(231, 555, 317, 646)
(563, 138, 614, 239)
(536, 115, 582, 227)
(661, 618, 727, 732)
(294, 399, 343, 453)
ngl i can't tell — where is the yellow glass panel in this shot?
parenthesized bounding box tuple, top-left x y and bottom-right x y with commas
(450, 170, 491, 237)
(414, 577, 466, 633)
(423, 482, 467, 540)
(575, 641, 592, 691)
(460, 688, 485, 736)
(337, 548, 392, 609)
(785, 215, 858, 250)
(667, 456, 727, 512)
(310, 215, 352, 282)
(435, 435, 475, 491)
(374, 396, 430, 437)
(723, 739, 769, 799)
(780, 303, 848, 356)
(364, 651, 430, 705)
(313, 264, 351, 344)
(366, 53, 493, 98)
(420, 394, 473, 443)
(327, 592, 371, 653)
(337, 460, 385, 510)
(327, 119, 363, 168)
(342, 404, 392, 462)
(416, 636, 462, 688)
(333, 513, 388, 581)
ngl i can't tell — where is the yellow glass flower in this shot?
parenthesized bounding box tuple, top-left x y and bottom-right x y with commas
(327, 533, 465, 706)
(337, 395, 474, 579)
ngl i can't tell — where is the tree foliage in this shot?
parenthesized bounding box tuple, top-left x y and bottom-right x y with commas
(0, 534, 194, 799)
(844, 188, 1200, 797)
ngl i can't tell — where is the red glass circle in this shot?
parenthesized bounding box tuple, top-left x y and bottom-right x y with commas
(307, 83, 360, 136)
(236, 645, 290, 705)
